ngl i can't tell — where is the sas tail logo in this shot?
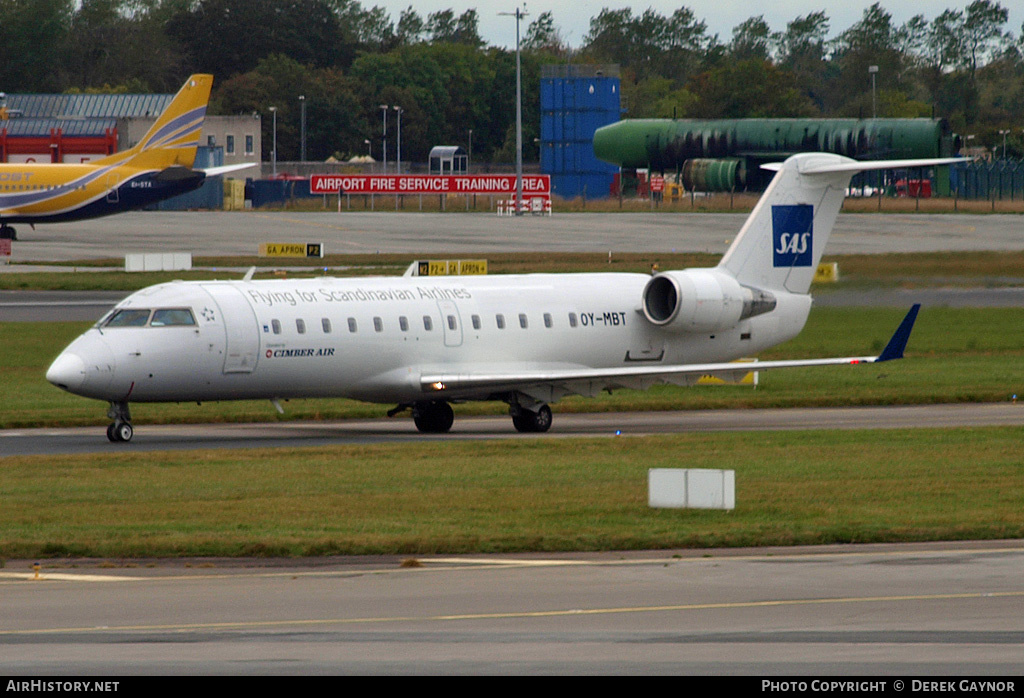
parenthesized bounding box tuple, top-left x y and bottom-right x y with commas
(772, 204, 813, 267)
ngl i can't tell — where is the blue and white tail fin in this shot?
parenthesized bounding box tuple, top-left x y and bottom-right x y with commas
(717, 153, 968, 295)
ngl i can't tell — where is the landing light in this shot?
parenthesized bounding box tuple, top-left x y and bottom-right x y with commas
(431, 381, 445, 391)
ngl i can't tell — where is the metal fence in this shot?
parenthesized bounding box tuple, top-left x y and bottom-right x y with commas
(951, 159, 1024, 200)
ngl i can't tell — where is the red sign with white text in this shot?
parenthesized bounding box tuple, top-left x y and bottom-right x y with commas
(310, 174, 550, 196)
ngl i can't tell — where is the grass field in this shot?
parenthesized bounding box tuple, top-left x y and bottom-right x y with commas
(2, 427, 1022, 559)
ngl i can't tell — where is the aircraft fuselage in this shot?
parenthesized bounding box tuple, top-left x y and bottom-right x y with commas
(49, 274, 810, 406)
(0, 165, 204, 224)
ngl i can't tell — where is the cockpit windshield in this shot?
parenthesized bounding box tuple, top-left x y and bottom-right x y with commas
(103, 309, 151, 327)
(100, 308, 196, 328)
(151, 309, 196, 326)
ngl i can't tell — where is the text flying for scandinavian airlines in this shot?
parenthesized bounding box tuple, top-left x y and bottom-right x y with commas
(247, 286, 472, 308)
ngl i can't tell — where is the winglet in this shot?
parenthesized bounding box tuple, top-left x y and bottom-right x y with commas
(875, 304, 921, 362)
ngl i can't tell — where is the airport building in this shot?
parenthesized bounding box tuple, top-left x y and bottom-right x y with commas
(0, 89, 261, 179)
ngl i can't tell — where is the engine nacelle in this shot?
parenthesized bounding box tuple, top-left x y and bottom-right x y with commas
(641, 269, 776, 333)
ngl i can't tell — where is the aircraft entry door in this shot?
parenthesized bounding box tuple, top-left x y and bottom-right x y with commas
(201, 284, 260, 373)
(105, 173, 120, 203)
(437, 300, 463, 348)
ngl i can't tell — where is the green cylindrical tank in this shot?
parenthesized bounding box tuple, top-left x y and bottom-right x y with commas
(593, 119, 952, 180)
(681, 158, 746, 191)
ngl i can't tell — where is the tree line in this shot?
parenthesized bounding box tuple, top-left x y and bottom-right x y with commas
(0, 1, 1020, 164)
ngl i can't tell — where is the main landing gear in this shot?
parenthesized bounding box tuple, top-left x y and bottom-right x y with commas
(106, 401, 134, 442)
(411, 400, 455, 434)
(510, 402, 553, 433)
(389, 397, 554, 434)
(0, 225, 16, 240)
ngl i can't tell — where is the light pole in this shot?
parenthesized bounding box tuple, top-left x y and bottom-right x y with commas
(364, 139, 371, 158)
(999, 129, 1010, 159)
(868, 65, 878, 119)
(269, 106, 277, 176)
(393, 105, 403, 174)
(500, 5, 528, 214)
(468, 128, 473, 173)
(299, 95, 306, 163)
(379, 104, 389, 173)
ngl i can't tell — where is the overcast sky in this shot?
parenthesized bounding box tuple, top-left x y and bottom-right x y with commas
(372, 1, 1023, 50)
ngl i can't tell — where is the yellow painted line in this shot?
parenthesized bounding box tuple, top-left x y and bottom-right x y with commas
(2, 546, 1022, 586)
(424, 546, 1024, 568)
(2, 590, 1022, 636)
(0, 572, 138, 583)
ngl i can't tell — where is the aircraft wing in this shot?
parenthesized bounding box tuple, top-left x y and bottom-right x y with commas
(420, 305, 920, 400)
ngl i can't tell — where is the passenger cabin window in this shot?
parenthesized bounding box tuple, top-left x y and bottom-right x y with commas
(496, 314, 506, 329)
(569, 312, 578, 328)
(399, 316, 409, 332)
(348, 317, 358, 333)
(543, 313, 553, 328)
(150, 309, 196, 327)
(373, 317, 384, 332)
(322, 318, 332, 333)
(272, 320, 281, 335)
(104, 309, 151, 327)
(519, 313, 528, 329)
(296, 319, 306, 334)
(471, 314, 481, 330)
(423, 316, 433, 331)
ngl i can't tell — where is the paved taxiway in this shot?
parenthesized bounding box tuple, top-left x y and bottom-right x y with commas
(3, 404, 1024, 457)
(5, 210, 1024, 262)
(1, 541, 1022, 674)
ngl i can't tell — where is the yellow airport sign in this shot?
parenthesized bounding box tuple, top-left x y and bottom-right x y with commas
(697, 359, 758, 386)
(259, 243, 324, 258)
(415, 259, 488, 276)
(815, 262, 839, 282)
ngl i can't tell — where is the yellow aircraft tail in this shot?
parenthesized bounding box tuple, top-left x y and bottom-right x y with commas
(93, 74, 214, 171)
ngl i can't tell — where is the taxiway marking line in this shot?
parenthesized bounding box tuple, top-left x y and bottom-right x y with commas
(2, 590, 1022, 636)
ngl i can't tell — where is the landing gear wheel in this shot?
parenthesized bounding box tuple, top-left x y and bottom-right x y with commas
(106, 401, 134, 442)
(107, 422, 133, 442)
(0, 225, 16, 240)
(412, 401, 454, 433)
(512, 404, 552, 433)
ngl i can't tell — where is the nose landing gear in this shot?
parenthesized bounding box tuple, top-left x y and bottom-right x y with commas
(106, 401, 134, 442)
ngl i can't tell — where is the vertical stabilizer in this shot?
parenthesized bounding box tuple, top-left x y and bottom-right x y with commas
(717, 153, 968, 295)
(94, 74, 214, 171)
(717, 153, 854, 295)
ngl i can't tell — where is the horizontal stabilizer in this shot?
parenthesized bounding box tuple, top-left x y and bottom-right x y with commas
(201, 163, 257, 177)
(761, 157, 970, 174)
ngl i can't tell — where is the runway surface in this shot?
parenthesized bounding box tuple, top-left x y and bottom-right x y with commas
(3, 403, 1023, 457)
(1, 541, 1022, 674)
(4, 210, 1024, 262)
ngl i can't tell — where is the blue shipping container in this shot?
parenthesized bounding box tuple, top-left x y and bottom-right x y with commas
(540, 71, 621, 199)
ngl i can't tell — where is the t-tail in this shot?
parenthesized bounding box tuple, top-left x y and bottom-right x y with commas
(717, 153, 969, 295)
(92, 74, 213, 171)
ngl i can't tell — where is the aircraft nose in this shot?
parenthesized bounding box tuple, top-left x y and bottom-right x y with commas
(46, 351, 87, 392)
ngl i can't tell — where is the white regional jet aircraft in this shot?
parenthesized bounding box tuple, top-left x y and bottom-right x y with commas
(47, 153, 961, 442)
